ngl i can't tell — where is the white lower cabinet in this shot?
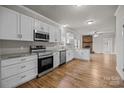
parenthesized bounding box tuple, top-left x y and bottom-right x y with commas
(66, 50, 74, 62)
(74, 49, 90, 61)
(1, 69, 37, 88)
(53, 52, 60, 68)
(0, 55, 38, 88)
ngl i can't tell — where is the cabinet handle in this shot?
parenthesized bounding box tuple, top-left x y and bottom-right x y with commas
(21, 58, 26, 61)
(21, 65, 26, 69)
(20, 34, 22, 38)
(17, 34, 22, 38)
(20, 75, 26, 79)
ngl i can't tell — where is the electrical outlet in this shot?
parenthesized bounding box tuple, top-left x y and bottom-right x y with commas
(123, 68, 124, 72)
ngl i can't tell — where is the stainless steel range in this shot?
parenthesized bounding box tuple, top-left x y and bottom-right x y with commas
(30, 46, 53, 77)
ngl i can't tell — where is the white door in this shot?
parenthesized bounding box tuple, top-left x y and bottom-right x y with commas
(0, 6, 20, 40)
(20, 14, 34, 41)
(103, 38, 113, 54)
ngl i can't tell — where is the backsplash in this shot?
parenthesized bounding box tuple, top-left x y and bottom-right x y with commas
(0, 40, 58, 55)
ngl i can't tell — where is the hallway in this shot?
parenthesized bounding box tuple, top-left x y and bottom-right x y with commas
(18, 54, 124, 88)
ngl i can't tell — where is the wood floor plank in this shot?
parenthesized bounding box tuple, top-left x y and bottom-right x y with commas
(18, 54, 124, 88)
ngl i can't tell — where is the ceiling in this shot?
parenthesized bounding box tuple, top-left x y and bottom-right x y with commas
(25, 5, 117, 34)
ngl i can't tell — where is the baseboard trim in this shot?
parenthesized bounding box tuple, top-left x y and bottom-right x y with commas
(116, 66, 124, 80)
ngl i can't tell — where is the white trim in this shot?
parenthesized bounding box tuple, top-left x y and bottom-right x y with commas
(114, 6, 120, 16)
(116, 66, 124, 80)
(16, 5, 61, 27)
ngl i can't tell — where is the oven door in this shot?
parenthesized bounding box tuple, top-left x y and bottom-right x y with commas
(38, 55, 53, 74)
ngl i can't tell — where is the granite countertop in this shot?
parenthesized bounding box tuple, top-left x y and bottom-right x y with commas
(46, 49, 66, 53)
(0, 52, 37, 60)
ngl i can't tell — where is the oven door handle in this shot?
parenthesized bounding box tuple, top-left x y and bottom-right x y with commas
(39, 55, 53, 59)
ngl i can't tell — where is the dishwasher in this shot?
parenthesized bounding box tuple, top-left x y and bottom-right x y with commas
(60, 50, 66, 65)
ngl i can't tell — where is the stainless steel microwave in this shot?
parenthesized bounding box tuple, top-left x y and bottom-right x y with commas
(34, 30, 49, 42)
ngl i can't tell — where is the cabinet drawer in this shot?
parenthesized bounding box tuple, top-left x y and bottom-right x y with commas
(1, 68, 37, 88)
(1, 59, 37, 79)
(19, 68, 37, 85)
(1, 55, 37, 67)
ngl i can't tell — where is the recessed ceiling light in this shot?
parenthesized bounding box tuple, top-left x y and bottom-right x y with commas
(87, 20, 95, 25)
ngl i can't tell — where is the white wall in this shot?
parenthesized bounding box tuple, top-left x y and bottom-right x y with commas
(93, 33, 115, 54)
(0, 41, 2, 55)
(115, 6, 124, 80)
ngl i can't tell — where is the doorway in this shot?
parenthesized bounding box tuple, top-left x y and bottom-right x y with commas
(103, 37, 113, 54)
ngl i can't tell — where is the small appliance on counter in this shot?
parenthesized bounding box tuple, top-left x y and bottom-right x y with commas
(30, 45, 53, 77)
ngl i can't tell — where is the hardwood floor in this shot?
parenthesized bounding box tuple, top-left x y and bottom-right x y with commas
(18, 54, 124, 88)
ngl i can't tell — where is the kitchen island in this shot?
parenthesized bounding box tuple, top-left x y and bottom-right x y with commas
(74, 48, 91, 61)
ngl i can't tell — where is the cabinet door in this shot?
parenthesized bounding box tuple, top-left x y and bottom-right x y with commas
(34, 19, 47, 32)
(34, 19, 41, 30)
(0, 6, 20, 40)
(70, 50, 74, 60)
(45, 23, 49, 33)
(53, 52, 60, 68)
(61, 27, 66, 45)
(55, 28, 61, 42)
(40, 21, 46, 32)
(66, 51, 70, 62)
(49, 26, 55, 42)
(20, 14, 34, 41)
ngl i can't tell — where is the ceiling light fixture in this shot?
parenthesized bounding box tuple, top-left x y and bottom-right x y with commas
(62, 24, 69, 27)
(92, 31, 99, 37)
(87, 20, 94, 25)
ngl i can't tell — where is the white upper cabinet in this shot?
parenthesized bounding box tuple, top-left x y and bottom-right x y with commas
(20, 14, 34, 41)
(0, 6, 34, 41)
(0, 6, 61, 42)
(34, 19, 41, 30)
(61, 27, 66, 45)
(55, 28, 61, 42)
(0, 6, 20, 40)
(49, 25, 56, 42)
(34, 19, 48, 33)
(49, 25, 61, 43)
(66, 32, 74, 44)
(45, 23, 49, 33)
